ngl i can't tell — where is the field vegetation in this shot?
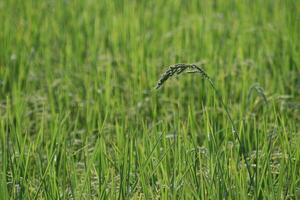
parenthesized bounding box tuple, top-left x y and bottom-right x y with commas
(0, 0, 299, 199)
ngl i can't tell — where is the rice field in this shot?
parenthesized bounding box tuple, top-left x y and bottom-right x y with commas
(0, 0, 299, 199)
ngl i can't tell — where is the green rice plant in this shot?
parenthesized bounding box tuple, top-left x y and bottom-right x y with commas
(0, 0, 299, 198)
(156, 63, 254, 188)
(247, 83, 268, 106)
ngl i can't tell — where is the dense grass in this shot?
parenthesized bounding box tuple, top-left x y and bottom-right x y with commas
(0, 0, 299, 199)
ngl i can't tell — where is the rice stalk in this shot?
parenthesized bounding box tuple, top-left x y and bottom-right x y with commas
(156, 63, 254, 188)
(247, 83, 268, 109)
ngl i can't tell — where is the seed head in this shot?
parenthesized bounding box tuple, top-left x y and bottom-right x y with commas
(155, 63, 209, 89)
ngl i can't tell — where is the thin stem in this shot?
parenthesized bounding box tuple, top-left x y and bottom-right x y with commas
(205, 77, 253, 187)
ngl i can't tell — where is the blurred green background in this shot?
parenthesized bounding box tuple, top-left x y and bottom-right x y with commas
(0, 0, 299, 199)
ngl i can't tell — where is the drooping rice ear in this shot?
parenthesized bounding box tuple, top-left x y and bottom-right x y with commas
(155, 63, 209, 89)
